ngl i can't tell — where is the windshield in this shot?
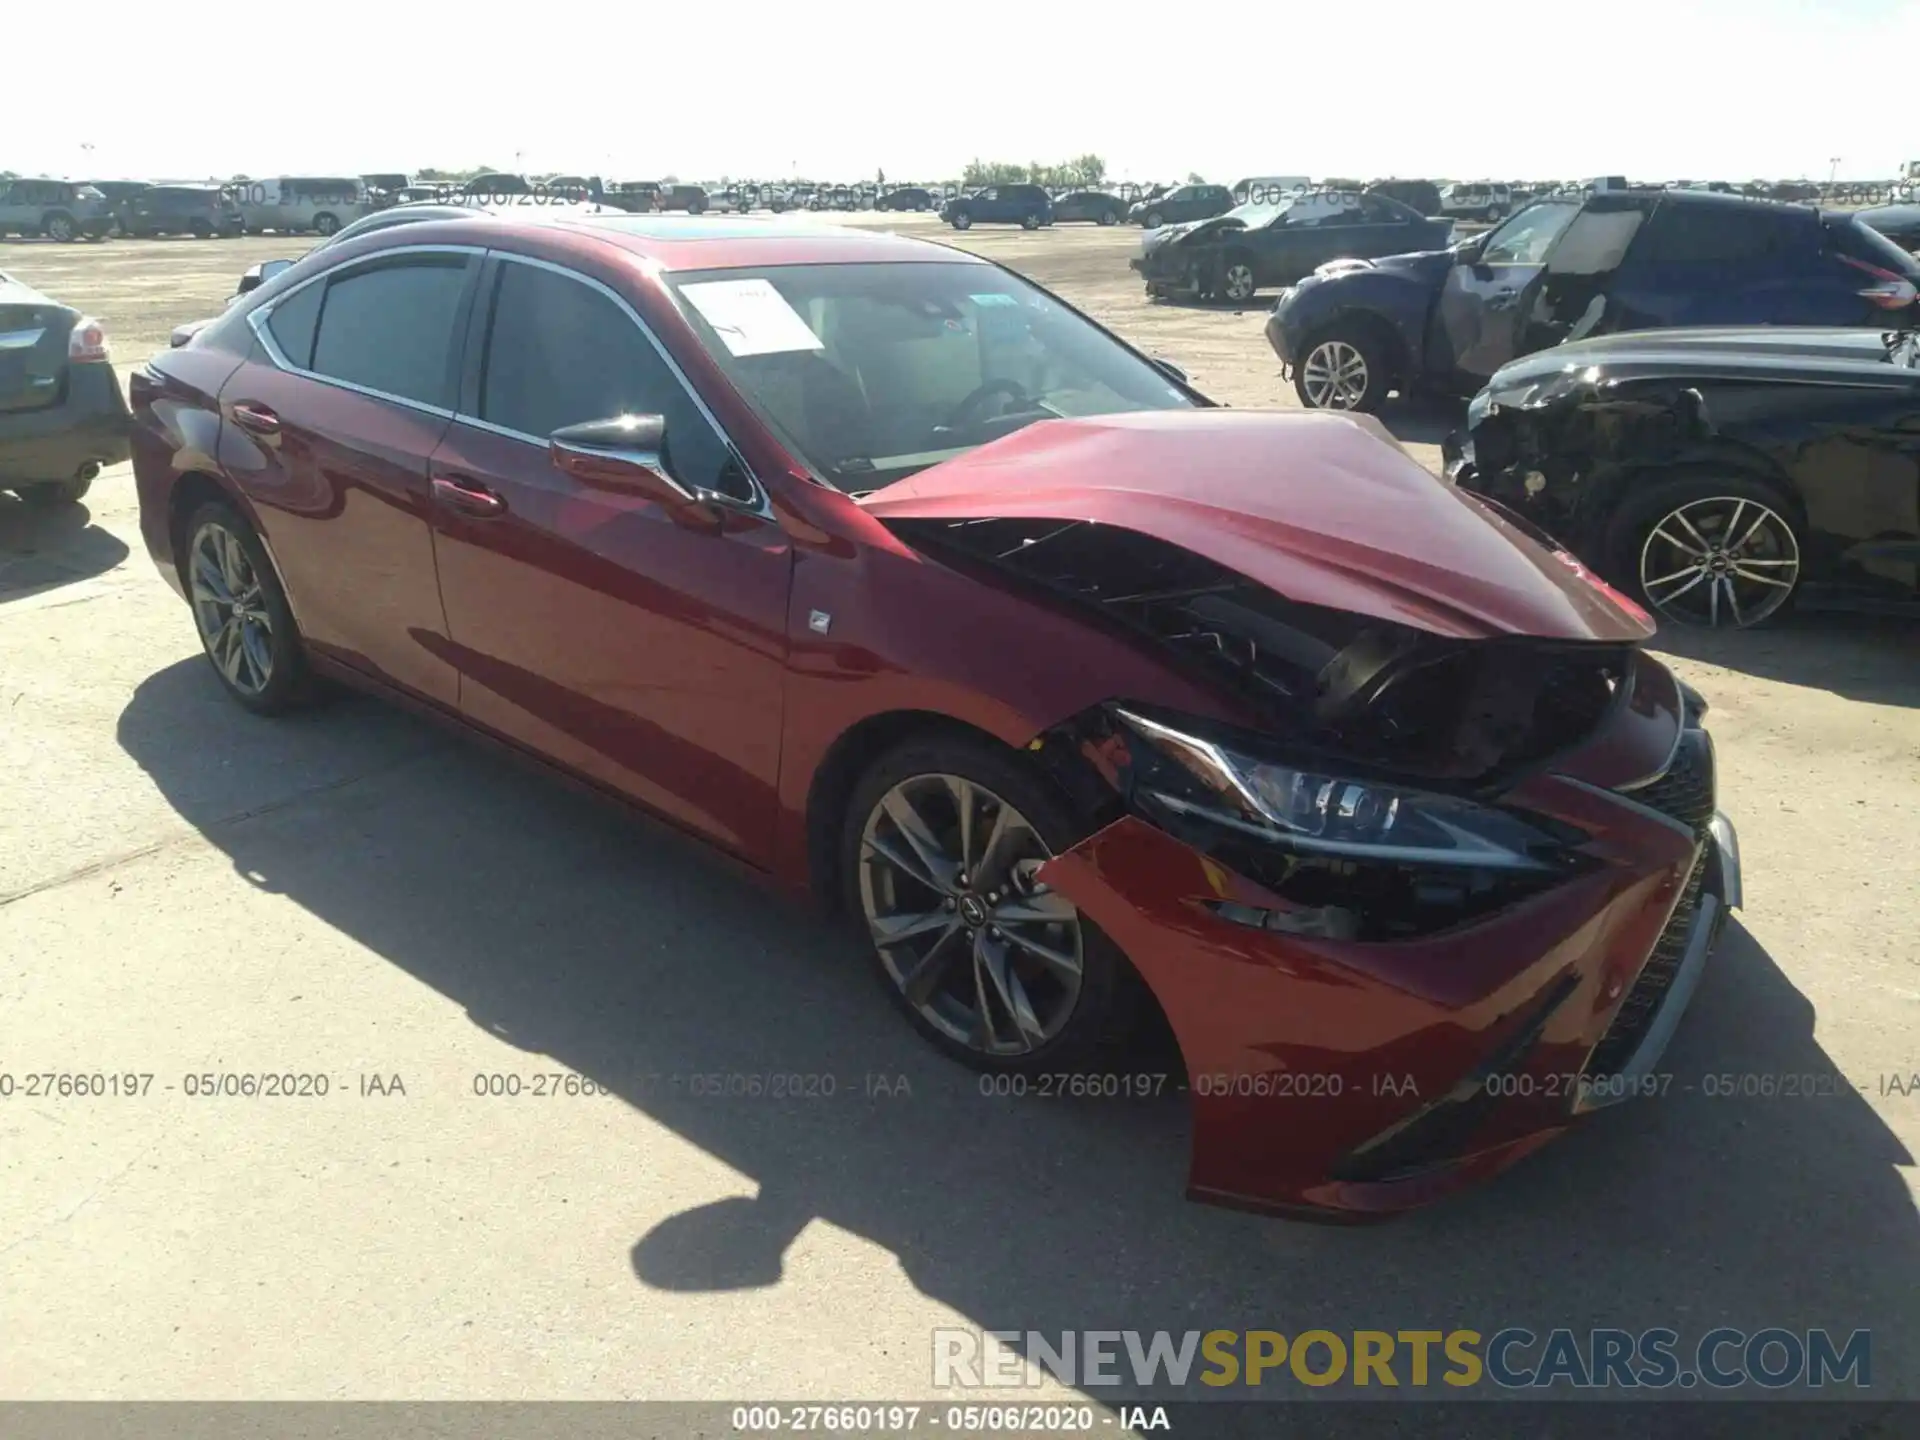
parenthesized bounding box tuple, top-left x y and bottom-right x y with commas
(1221, 201, 1288, 227)
(667, 261, 1197, 490)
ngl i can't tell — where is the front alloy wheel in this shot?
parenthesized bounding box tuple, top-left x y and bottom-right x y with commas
(1637, 494, 1802, 628)
(1221, 261, 1257, 302)
(1298, 337, 1372, 410)
(858, 774, 1083, 1058)
(190, 521, 276, 697)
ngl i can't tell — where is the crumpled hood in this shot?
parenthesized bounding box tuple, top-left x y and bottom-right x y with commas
(1484, 326, 1910, 405)
(1143, 216, 1243, 254)
(862, 409, 1652, 643)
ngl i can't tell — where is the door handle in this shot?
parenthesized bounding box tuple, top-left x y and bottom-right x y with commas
(431, 474, 508, 517)
(229, 400, 281, 436)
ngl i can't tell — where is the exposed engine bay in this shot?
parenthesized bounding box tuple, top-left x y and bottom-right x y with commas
(883, 514, 1631, 793)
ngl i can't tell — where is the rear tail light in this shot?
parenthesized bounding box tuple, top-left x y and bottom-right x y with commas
(1839, 254, 1919, 309)
(68, 317, 110, 363)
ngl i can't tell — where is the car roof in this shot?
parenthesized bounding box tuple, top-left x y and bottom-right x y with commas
(366, 212, 986, 271)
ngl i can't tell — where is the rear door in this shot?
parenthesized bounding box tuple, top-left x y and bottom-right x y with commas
(1432, 200, 1580, 385)
(1605, 199, 1832, 328)
(216, 245, 479, 706)
(0, 183, 29, 234)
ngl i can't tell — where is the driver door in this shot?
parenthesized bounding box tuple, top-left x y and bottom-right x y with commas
(1431, 200, 1581, 388)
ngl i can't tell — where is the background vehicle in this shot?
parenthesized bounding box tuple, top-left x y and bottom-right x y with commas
(361, 172, 411, 196)
(129, 212, 1733, 1219)
(1128, 183, 1232, 229)
(233, 176, 371, 236)
(657, 184, 711, 214)
(542, 175, 605, 202)
(82, 179, 152, 213)
(1134, 190, 1452, 302)
(1858, 202, 1920, 252)
(1367, 179, 1443, 216)
(941, 184, 1053, 230)
(460, 173, 532, 199)
(1231, 176, 1310, 205)
(1445, 326, 1920, 626)
(1267, 189, 1920, 411)
(0, 272, 128, 506)
(0, 180, 115, 242)
(1439, 182, 1511, 221)
(116, 185, 245, 238)
(876, 186, 935, 212)
(1050, 190, 1126, 225)
(605, 181, 662, 213)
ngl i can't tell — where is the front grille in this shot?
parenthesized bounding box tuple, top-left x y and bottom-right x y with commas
(1582, 723, 1718, 1080)
(1585, 848, 1707, 1080)
(1628, 727, 1716, 833)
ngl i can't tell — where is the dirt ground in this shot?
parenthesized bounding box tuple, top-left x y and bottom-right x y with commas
(1, 220, 1916, 1410)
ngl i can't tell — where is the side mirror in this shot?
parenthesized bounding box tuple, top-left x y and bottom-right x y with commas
(236, 258, 294, 295)
(550, 415, 721, 531)
(1151, 356, 1189, 384)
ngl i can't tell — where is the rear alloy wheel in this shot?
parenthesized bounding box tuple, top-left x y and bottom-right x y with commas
(44, 212, 76, 242)
(1099, 208, 1118, 226)
(1144, 209, 1164, 228)
(184, 502, 315, 713)
(844, 737, 1136, 1073)
(1618, 484, 1804, 628)
(1294, 329, 1386, 412)
(1221, 259, 1258, 303)
(950, 212, 972, 230)
(1021, 210, 1041, 230)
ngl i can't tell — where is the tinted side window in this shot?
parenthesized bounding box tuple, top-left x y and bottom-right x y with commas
(265, 281, 324, 369)
(478, 261, 739, 499)
(310, 257, 469, 408)
(1635, 203, 1812, 269)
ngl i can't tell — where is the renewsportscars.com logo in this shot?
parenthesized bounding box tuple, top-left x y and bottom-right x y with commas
(933, 1328, 1871, 1391)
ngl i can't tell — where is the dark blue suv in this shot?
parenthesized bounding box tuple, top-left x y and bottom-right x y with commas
(1266, 189, 1920, 411)
(941, 184, 1054, 231)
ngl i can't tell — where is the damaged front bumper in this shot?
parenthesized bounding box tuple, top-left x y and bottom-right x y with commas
(1130, 251, 1206, 298)
(1441, 427, 1477, 486)
(1033, 675, 1740, 1221)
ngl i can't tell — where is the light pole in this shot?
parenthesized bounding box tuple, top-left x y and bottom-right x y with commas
(1829, 156, 1842, 184)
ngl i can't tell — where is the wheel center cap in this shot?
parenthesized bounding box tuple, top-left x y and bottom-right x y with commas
(958, 895, 989, 928)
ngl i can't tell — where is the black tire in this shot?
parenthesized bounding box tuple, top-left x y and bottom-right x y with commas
(1144, 209, 1164, 228)
(950, 211, 972, 230)
(1021, 210, 1041, 231)
(840, 733, 1141, 1075)
(1098, 208, 1118, 226)
(190, 218, 212, 238)
(1219, 252, 1259, 304)
(689, 196, 708, 215)
(44, 211, 77, 243)
(1291, 323, 1391, 413)
(182, 501, 318, 714)
(20, 476, 92, 508)
(311, 212, 339, 236)
(1603, 473, 1806, 629)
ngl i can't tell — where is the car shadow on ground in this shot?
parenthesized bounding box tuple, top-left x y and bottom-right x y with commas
(1378, 393, 1464, 449)
(116, 659, 1919, 1412)
(0, 494, 128, 603)
(1651, 612, 1920, 709)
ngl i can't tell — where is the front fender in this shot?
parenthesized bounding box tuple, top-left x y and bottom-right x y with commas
(1271, 269, 1437, 368)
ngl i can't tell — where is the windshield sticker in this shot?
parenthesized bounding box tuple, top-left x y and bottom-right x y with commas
(679, 279, 824, 357)
(970, 292, 1019, 308)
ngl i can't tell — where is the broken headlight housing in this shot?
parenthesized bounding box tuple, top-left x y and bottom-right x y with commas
(1114, 708, 1564, 872)
(1102, 707, 1590, 939)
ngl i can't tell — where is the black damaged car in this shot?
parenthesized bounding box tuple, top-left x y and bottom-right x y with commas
(1132, 190, 1452, 303)
(1443, 326, 1920, 627)
(1267, 187, 1920, 412)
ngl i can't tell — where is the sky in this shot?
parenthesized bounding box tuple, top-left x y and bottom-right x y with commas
(12, 0, 1920, 186)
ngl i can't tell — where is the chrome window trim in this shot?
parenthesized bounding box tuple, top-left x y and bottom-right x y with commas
(245, 243, 486, 420)
(461, 250, 771, 519)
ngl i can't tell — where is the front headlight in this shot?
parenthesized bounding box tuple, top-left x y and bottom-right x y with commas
(1113, 708, 1560, 873)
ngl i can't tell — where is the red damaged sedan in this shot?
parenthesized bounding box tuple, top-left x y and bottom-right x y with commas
(129, 213, 1741, 1219)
